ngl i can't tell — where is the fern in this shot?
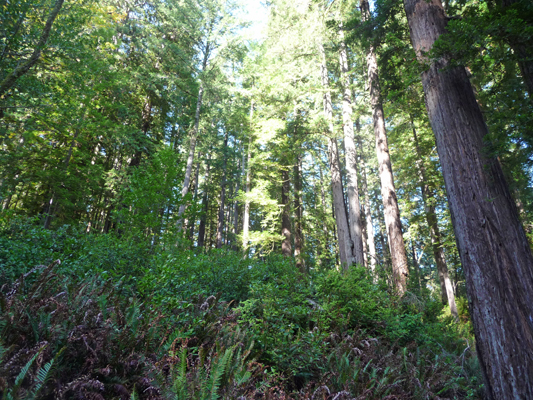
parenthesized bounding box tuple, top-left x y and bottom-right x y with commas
(203, 347, 234, 400)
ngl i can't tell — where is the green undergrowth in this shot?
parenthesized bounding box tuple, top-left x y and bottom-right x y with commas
(0, 217, 484, 399)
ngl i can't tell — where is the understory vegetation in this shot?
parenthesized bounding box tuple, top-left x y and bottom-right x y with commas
(0, 216, 483, 399)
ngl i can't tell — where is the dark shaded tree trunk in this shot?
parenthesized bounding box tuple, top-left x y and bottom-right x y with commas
(197, 156, 211, 249)
(281, 168, 292, 257)
(294, 157, 304, 271)
(242, 100, 254, 254)
(361, 0, 408, 292)
(177, 41, 210, 226)
(216, 131, 229, 248)
(411, 121, 457, 317)
(404, 0, 533, 397)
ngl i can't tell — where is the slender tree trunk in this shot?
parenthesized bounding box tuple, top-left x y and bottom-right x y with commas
(339, 31, 365, 266)
(404, 0, 533, 397)
(411, 121, 458, 317)
(198, 155, 211, 249)
(177, 42, 210, 226)
(0, 0, 64, 99)
(318, 42, 353, 268)
(294, 157, 304, 271)
(359, 136, 378, 275)
(319, 164, 330, 263)
(188, 157, 201, 242)
(361, 0, 408, 292)
(281, 167, 292, 257)
(242, 100, 254, 254)
(216, 131, 229, 248)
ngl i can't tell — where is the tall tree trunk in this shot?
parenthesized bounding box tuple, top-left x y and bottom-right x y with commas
(177, 41, 210, 226)
(281, 168, 292, 257)
(319, 164, 330, 264)
(216, 131, 229, 248)
(359, 136, 378, 275)
(411, 121, 458, 317)
(188, 156, 201, 242)
(242, 100, 254, 254)
(339, 31, 365, 266)
(197, 155, 211, 249)
(361, 0, 408, 292)
(294, 157, 304, 271)
(404, 0, 533, 397)
(318, 42, 353, 268)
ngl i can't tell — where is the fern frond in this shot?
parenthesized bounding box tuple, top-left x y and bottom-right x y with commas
(205, 347, 233, 400)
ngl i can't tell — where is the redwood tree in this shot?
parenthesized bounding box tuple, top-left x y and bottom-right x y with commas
(403, 0, 533, 397)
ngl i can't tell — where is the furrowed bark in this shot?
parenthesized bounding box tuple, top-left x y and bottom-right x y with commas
(404, 0, 533, 397)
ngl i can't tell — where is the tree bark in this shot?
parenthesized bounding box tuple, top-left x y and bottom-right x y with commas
(242, 100, 254, 254)
(361, 0, 409, 292)
(339, 31, 365, 266)
(404, 0, 533, 397)
(294, 157, 304, 271)
(216, 131, 229, 248)
(358, 135, 378, 275)
(411, 121, 458, 317)
(0, 0, 64, 99)
(197, 155, 211, 249)
(177, 41, 210, 226)
(318, 42, 353, 268)
(281, 167, 292, 257)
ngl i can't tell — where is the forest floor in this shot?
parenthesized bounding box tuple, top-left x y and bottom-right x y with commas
(0, 216, 484, 399)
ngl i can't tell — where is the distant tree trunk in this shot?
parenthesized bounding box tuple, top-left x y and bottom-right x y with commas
(339, 31, 365, 266)
(216, 131, 229, 248)
(319, 164, 330, 263)
(197, 156, 211, 249)
(242, 100, 254, 254)
(404, 0, 533, 397)
(294, 156, 304, 271)
(319, 42, 353, 268)
(281, 168, 292, 257)
(188, 156, 201, 242)
(177, 41, 210, 226)
(411, 121, 458, 317)
(361, 0, 408, 292)
(358, 136, 378, 274)
(0, 0, 64, 99)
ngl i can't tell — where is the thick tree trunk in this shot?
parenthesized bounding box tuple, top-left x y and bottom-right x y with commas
(294, 158, 304, 271)
(216, 131, 229, 248)
(404, 0, 533, 397)
(361, 0, 408, 292)
(339, 32, 365, 266)
(281, 168, 292, 257)
(318, 42, 353, 268)
(411, 122, 458, 317)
